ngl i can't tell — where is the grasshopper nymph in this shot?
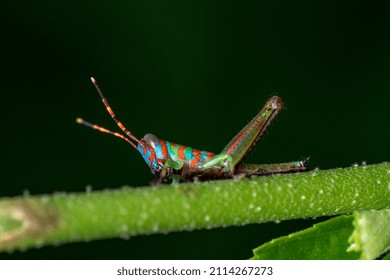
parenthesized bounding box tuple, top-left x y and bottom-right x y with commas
(77, 78, 308, 182)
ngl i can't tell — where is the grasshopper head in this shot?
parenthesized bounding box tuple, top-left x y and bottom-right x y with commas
(76, 118, 164, 175)
(137, 133, 164, 175)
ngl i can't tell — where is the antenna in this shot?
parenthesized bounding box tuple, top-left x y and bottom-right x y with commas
(76, 77, 143, 150)
(90, 77, 141, 145)
(76, 118, 138, 149)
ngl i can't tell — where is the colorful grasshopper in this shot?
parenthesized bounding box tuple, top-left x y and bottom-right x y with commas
(77, 78, 307, 182)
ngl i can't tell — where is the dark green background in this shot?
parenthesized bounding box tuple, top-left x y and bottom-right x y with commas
(1, 1, 389, 259)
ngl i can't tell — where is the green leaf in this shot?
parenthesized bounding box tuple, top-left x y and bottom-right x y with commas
(251, 215, 359, 259)
(348, 209, 390, 259)
(251, 208, 390, 259)
(382, 252, 390, 260)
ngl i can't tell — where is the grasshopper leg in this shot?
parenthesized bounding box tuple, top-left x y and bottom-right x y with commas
(178, 153, 234, 181)
(159, 159, 184, 182)
(221, 96, 284, 167)
(196, 153, 234, 173)
(235, 159, 309, 176)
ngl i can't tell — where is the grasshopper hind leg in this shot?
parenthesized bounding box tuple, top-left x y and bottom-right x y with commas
(221, 96, 284, 167)
(235, 158, 309, 176)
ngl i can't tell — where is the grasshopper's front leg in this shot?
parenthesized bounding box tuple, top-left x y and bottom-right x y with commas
(197, 153, 234, 173)
(159, 159, 184, 183)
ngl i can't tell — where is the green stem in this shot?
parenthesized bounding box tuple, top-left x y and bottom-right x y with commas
(0, 163, 389, 252)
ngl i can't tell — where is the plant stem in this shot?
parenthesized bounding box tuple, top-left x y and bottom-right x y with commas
(0, 162, 389, 252)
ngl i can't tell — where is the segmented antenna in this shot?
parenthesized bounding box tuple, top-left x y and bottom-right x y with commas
(90, 77, 141, 146)
(76, 118, 138, 149)
(76, 77, 142, 150)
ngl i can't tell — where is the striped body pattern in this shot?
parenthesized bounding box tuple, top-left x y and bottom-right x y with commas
(77, 78, 308, 183)
(138, 140, 215, 175)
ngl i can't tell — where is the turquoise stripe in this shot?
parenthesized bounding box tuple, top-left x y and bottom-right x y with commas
(166, 141, 175, 158)
(154, 143, 163, 159)
(184, 146, 193, 160)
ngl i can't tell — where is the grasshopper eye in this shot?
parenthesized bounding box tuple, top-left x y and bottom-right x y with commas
(143, 133, 160, 148)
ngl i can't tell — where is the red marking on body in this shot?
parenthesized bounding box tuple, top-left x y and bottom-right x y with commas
(160, 139, 168, 158)
(202, 151, 215, 161)
(148, 149, 156, 169)
(190, 156, 200, 169)
(205, 154, 214, 161)
(192, 149, 200, 156)
(178, 146, 187, 160)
